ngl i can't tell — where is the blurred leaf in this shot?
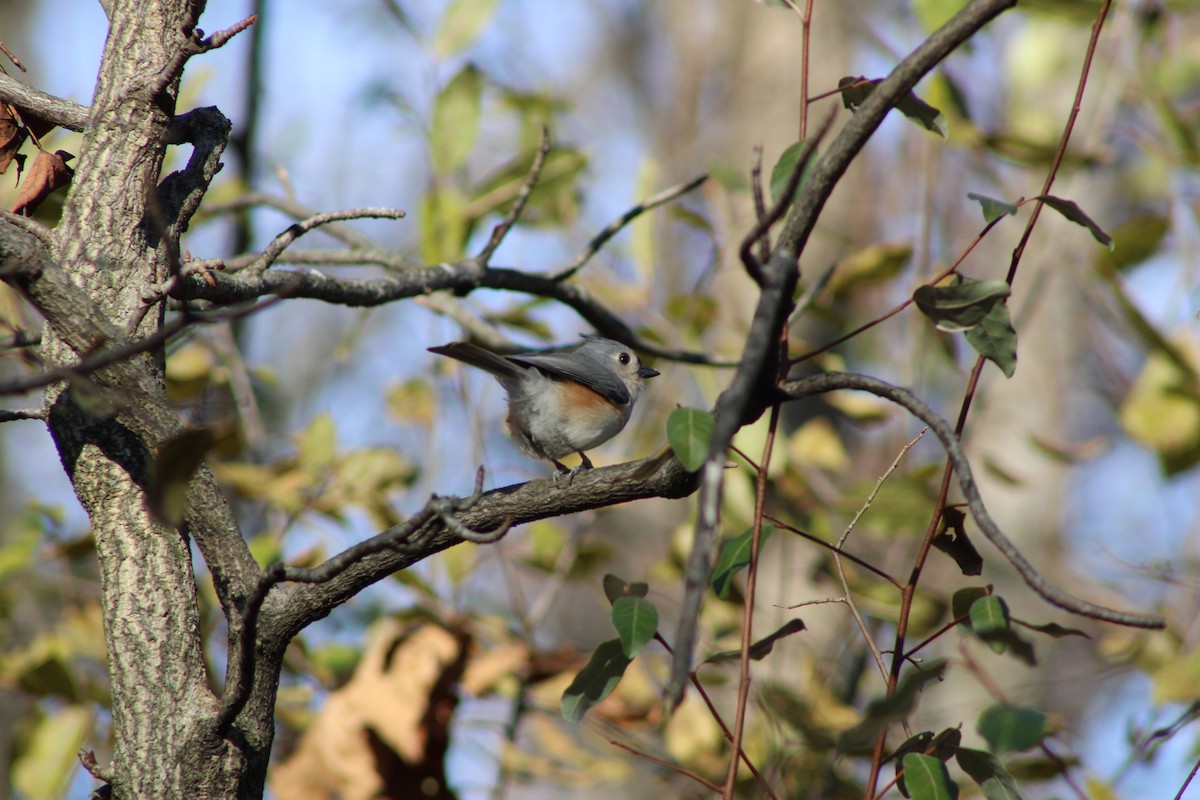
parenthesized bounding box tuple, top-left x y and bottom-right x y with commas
(611, 596, 658, 658)
(839, 660, 947, 751)
(310, 642, 362, 686)
(901, 752, 959, 800)
(967, 192, 1018, 224)
(705, 618, 806, 664)
(828, 242, 913, 297)
(420, 183, 469, 262)
(977, 704, 1048, 755)
(631, 158, 660, 281)
(1119, 347, 1200, 475)
(561, 639, 631, 724)
(913, 0, 970, 32)
(469, 147, 587, 227)
(148, 427, 217, 527)
(913, 277, 1010, 333)
(298, 413, 337, 473)
(387, 378, 436, 427)
(787, 417, 849, 472)
(433, 0, 498, 57)
(12, 705, 91, 800)
(665, 294, 719, 338)
(667, 407, 715, 471)
(840, 76, 946, 137)
(770, 140, 818, 205)
(932, 508, 983, 575)
(1036, 195, 1112, 249)
(711, 526, 773, 600)
(1103, 213, 1169, 272)
(955, 747, 1024, 800)
(602, 573, 649, 604)
(706, 159, 749, 192)
(0, 504, 54, 581)
(431, 65, 483, 176)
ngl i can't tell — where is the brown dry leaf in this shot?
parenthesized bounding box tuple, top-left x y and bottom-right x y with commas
(270, 621, 467, 800)
(0, 102, 25, 175)
(9, 149, 73, 215)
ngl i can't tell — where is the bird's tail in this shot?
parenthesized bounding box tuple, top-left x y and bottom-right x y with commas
(428, 342, 525, 380)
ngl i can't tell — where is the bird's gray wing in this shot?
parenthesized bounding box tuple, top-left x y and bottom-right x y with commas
(508, 351, 631, 405)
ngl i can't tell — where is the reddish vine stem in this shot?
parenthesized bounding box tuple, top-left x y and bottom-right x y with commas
(723, 402, 782, 797)
(865, 1, 1116, 796)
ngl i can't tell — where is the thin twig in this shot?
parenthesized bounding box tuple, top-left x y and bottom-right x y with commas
(477, 126, 551, 265)
(723, 404, 781, 797)
(0, 40, 26, 71)
(655, 634, 780, 800)
(833, 430, 926, 684)
(607, 739, 723, 793)
(244, 207, 406, 276)
(766, 516, 901, 588)
(552, 173, 709, 281)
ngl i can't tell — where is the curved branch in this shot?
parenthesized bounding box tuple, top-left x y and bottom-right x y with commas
(781, 372, 1165, 629)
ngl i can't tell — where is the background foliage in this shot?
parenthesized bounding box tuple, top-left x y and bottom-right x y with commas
(1, 0, 1198, 798)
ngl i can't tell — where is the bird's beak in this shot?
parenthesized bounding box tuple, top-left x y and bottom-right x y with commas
(639, 366, 660, 379)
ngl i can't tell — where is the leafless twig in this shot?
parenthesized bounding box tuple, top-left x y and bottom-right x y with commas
(552, 173, 709, 281)
(477, 127, 551, 265)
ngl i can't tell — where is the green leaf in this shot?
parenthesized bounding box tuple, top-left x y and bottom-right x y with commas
(967, 192, 1019, 224)
(602, 573, 649, 604)
(148, 427, 217, 527)
(433, 0, 499, 57)
(431, 65, 483, 176)
(901, 753, 959, 800)
(956, 747, 1025, 800)
(1037, 195, 1113, 250)
(611, 596, 659, 658)
(969, 596, 1010, 638)
(705, 618, 806, 664)
(1118, 347, 1200, 475)
(839, 660, 947, 751)
(711, 526, 773, 600)
(976, 704, 1048, 756)
(963, 299, 1018, 378)
(951, 586, 992, 626)
(967, 596, 1036, 663)
(561, 639, 631, 723)
(932, 508, 983, 575)
(770, 140, 818, 205)
(839, 76, 947, 137)
(913, 277, 1011, 333)
(667, 407, 715, 472)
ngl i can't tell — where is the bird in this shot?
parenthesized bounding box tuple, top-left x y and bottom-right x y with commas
(428, 336, 659, 476)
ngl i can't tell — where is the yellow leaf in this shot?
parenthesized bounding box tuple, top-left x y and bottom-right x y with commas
(1119, 342, 1200, 474)
(788, 417, 849, 472)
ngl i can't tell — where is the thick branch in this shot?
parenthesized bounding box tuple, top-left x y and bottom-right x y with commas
(0, 220, 262, 609)
(0, 71, 90, 131)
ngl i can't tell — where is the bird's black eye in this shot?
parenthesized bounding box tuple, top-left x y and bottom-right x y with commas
(618, 352, 631, 365)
